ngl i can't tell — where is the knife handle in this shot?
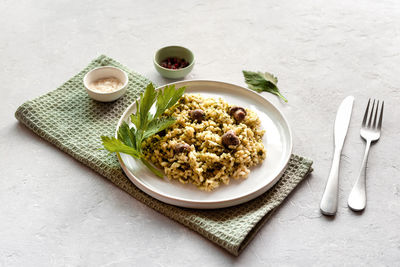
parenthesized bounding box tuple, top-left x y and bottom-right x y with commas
(320, 148, 341, 215)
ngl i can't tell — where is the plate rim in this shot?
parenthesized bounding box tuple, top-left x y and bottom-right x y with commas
(116, 79, 293, 209)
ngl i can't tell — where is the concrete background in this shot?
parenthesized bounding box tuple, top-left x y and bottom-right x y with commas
(1, 0, 399, 266)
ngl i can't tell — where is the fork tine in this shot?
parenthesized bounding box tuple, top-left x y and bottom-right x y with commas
(367, 99, 375, 127)
(372, 100, 379, 128)
(362, 99, 371, 127)
(378, 101, 384, 130)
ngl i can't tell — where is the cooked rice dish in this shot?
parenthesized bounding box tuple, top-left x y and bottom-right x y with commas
(142, 94, 266, 191)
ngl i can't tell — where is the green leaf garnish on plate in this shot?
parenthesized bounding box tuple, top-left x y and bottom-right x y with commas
(101, 83, 185, 177)
(242, 70, 288, 102)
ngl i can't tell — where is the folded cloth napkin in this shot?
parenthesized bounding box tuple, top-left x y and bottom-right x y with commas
(15, 55, 313, 256)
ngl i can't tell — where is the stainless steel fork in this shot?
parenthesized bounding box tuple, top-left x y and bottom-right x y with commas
(348, 99, 384, 211)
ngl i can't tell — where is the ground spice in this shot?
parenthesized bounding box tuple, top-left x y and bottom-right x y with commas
(88, 77, 123, 93)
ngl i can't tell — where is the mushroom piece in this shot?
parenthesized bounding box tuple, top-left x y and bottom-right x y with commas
(189, 109, 205, 122)
(174, 143, 191, 153)
(229, 107, 247, 123)
(221, 130, 240, 148)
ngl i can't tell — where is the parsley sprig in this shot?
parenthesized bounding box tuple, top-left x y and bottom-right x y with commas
(101, 83, 185, 177)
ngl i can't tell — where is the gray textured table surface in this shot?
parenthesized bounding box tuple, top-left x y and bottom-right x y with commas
(1, 0, 399, 266)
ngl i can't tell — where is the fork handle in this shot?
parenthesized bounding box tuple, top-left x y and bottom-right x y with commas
(348, 140, 371, 211)
(320, 148, 342, 215)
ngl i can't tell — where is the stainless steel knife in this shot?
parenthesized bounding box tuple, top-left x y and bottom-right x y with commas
(320, 96, 354, 216)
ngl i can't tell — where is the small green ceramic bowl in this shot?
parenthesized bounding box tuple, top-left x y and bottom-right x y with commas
(153, 46, 195, 79)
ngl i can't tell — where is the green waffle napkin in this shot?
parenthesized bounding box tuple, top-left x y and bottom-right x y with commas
(15, 55, 313, 256)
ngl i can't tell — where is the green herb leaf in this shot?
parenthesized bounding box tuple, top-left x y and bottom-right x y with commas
(101, 82, 186, 178)
(141, 158, 164, 178)
(130, 99, 141, 130)
(101, 136, 141, 158)
(117, 121, 136, 149)
(243, 70, 288, 102)
(143, 117, 176, 140)
(139, 83, 157, 128)
(154, 84, 186, 118)
(130, 83, 157, 131)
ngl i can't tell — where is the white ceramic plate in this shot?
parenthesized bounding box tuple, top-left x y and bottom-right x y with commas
(116, 80, 292, 209)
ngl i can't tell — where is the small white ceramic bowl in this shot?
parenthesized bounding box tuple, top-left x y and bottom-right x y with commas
(83, 66, 129, 102)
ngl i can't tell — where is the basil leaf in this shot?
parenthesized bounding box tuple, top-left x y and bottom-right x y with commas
(243, 70, 288, 102)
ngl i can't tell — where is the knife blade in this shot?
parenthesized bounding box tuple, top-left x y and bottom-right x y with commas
(320, 96, 354, 215)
